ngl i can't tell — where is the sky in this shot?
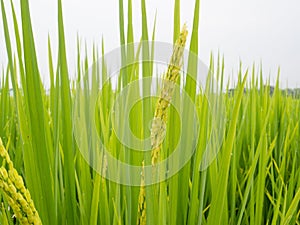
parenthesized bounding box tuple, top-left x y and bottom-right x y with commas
(0, 0, 300, 87)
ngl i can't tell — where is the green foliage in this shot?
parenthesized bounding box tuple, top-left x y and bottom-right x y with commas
(0, 0, 299, 224)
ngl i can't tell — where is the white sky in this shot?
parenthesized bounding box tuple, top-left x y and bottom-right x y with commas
(1, 0, 299, 87)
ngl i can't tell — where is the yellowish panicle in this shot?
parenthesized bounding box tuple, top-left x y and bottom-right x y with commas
(136, 24, 188, 225)
(0, 138, 42, 225)
(151, 24, 188, 165)
(136, 161, 146, 225)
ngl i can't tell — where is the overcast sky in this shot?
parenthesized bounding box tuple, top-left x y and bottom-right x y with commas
(1, 0, 299, 87)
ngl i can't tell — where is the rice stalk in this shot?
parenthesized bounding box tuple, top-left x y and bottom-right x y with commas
(0, 138, 41, 225)
(136, 161, 146, 225)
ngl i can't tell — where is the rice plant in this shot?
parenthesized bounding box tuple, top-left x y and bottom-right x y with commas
(0, 0, 299, 225)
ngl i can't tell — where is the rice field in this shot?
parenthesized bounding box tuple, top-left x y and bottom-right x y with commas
(0, 0, 299, 224)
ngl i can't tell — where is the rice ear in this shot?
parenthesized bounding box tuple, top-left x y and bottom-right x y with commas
(137, 24, 188, 225)
(0, 138, 42, 225)
(151, 24, 188, 166)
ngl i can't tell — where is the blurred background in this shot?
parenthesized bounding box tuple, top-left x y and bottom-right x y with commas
(0, 0, 299, 87)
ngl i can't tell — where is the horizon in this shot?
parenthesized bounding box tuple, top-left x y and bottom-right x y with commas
(0, 0, 299, 88)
